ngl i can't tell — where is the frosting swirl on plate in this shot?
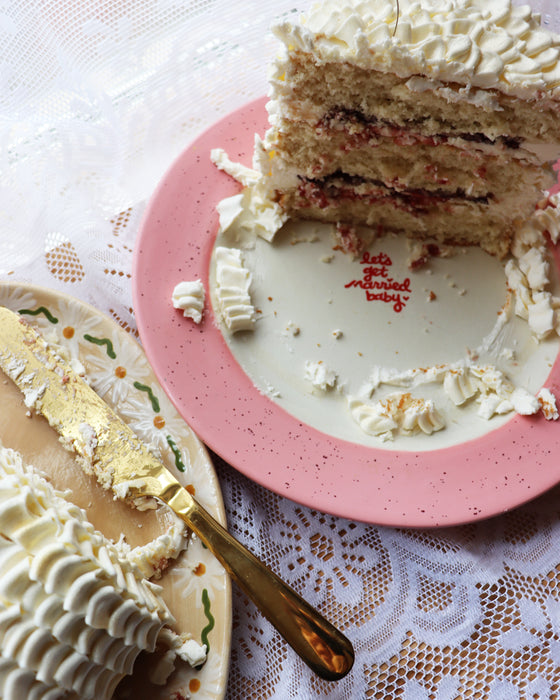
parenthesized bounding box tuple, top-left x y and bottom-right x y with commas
(214, 246, 257, 333)
(273, 0, 560, 97)
(348, 392, 446, 441)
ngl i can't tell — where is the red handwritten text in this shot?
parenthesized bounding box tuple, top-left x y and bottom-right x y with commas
(344, 250, 411, 312)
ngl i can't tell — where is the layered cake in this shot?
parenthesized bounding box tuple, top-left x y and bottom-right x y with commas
(248, 0, 560, 257)
(0, 443, 204, 700)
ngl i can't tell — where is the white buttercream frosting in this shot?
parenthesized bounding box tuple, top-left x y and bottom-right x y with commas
(172, 280, 205, 324)
(352, 353, 557, 438)
(348, 392, 445, 441)
(405, 75, 503, 111)
(348, 396, 399, 440)
(517, 247, 549, 291)
(505, 193, 560, 340)
(534, 198, 560, 245)
(211, 147, 260, 188)
(304, 360, 338, 391)
(273, 0, 560, 99)
(469, 364, 541, 417)
(443, 367, 478, 406)
(0, 444, 205, 699)
(211, 148, 287, 242)
(176, 636, 209, 667)
(213, 246, 256, 332)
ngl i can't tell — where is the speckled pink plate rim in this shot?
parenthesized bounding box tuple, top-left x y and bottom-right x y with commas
(132, 97, 560, 528)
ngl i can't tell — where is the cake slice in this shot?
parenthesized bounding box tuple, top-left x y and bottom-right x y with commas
(0, 443, 204, 700)
(252, 0, 560, 257)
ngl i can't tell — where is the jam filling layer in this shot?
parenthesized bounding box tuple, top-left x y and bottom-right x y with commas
(316, 107, 522, 151)
(295, 173, 492, 215)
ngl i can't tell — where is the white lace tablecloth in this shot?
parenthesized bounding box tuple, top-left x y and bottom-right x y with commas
(2, 1, 560, 698)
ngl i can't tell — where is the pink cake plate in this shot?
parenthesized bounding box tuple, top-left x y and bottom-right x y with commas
(133, 97, 560, 528)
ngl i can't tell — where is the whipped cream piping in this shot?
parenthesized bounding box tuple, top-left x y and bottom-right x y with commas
(213, 246, 257, 333)
(273, 0, 560, 99)
(348, 393, 445, 441)
(172, 280, 205, 324)
(0, 444, 205, 700)
(348, 356, 555, 441)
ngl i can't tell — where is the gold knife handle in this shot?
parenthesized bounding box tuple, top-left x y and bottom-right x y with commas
(0, 308, 353, 679)
(163, 482, 354, 681)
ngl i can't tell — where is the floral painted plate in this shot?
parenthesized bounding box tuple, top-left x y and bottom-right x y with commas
(0, 282, 231, 700)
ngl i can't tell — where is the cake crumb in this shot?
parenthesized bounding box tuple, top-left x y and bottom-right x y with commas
(263, 383, 282, 399)
(291, 233, 319, 245)
(333, 222, 366, 257)
(537, 387, 559, 420)
(407, 242, 442, 270)
(500, 348, 516, 362)
(304, 360, 338, 391)
(284, 321, 300, 337)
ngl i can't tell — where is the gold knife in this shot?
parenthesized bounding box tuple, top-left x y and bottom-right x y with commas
(0, 306, 354, 681)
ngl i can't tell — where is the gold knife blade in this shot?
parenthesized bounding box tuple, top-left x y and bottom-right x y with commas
(0, 306, 354, 681)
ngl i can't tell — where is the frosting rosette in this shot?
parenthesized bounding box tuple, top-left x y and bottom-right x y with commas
(0, 443, 199, 700)
(274, 0, 560, 98)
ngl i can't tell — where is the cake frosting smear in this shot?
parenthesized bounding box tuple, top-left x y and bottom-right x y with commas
(206, 0, 560, 442)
